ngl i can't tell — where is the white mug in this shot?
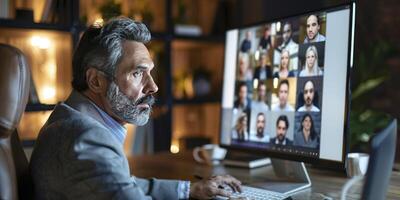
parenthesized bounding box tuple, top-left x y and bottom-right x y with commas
(345, 153, 369, 177)
(193, 144, 227, 165)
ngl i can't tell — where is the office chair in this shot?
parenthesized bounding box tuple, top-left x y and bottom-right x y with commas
(0, 44, 34, 200)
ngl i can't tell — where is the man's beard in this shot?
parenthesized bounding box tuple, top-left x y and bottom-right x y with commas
(305, 97, 312, 106)
(106, 81, 155, 126)
(256, 127, 264, 138)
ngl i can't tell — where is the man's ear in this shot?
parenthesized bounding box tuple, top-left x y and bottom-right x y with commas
(86, 67, 107, 93)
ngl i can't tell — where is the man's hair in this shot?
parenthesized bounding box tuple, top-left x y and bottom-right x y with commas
(72, 17, 151, 91)
(237, 82, 247, 93)
(276, 115, 289, 129)
(303, 80, 315, 90)
(278, 79, 289, 90)
(257, 112, 265, 118)
(307, 14, 320, 25)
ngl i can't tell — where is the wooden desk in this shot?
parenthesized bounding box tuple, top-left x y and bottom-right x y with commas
(128, 151, 400, 200)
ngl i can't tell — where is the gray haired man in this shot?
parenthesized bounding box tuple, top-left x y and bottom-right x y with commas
(30, 17, 241, 199)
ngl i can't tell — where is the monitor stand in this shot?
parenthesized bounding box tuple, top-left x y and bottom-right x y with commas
(248, 158, 312, 195)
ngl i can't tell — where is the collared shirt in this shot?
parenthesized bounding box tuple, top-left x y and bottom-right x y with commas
(91, 102, 127, 144)
(91, 102, 191, 199)
(271, 103, 295, 112)
(297, 104, 320, 112)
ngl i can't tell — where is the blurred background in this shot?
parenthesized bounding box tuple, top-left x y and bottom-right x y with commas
(0, 0, 398, 161)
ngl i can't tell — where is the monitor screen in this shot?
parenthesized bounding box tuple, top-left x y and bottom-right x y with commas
(220, 4, 355, 164)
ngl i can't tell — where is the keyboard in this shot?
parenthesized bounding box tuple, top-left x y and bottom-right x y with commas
(216, 185, 292, 200)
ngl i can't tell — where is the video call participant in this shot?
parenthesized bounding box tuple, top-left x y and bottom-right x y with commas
(254, 54, 272, 80)
(232, 112, 249, 141)
(249, 112, 269, 143)
(240, 31, 252, 53)
(299, 45, 323, 77)
(30, 17, 241, 200)
(272, 80, 295, 111)
(297, 80, 320, 112)
(270, 115, 293, 145)
(251, 82, 269, 111)
(273, 49, 295, 79)
(237, 53, 253, 81)
(304, 14, 326, 43)
(234, 82, 251, 113)
(276, 23, 299, 69)
(259, 26, 272, 51)
(294, 113, 319, 148)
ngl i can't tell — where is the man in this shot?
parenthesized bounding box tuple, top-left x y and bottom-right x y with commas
(240, 31, 252, 53)
(234, 82, 251, 113)
(303, 14, 326, 43)
(30, 18, 241, 200)
(270, 115, 292, 145)
(258, 26, 271, 51)
(272, 80, 295, 111)
(254, 54, 272, 80)
(251, 82, 269, 112)
(297, 80, 320, 112)
(274, 23, 299, 70)
(249, 112, 269, 143)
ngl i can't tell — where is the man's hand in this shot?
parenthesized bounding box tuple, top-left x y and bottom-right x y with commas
(189, 175, 242, 199)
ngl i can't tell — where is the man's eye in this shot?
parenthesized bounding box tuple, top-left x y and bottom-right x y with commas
(132, 71, 143, 78)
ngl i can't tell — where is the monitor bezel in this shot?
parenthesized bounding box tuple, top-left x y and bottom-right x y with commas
(219, 2, 356, 168)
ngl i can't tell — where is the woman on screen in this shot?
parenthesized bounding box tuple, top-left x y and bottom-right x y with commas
(294, 113, 319, 148)
(299, 45, 323, 77)
(274, 49, 295, 79)
(232, 112, 249, 141)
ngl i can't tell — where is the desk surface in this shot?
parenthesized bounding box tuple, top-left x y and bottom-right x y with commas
(128, 151, 400, 200)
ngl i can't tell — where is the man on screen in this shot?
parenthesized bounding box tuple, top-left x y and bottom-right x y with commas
(234, 82, 251, 113)
(270, 115, 292, 145)
(252, 81, 269, 111)
(297, 80, 320, 112)
(240, 30, 252, 53)
(272, 80, 295, 111)
(304, 14, 326, 43)
(249, 112, 269, 143)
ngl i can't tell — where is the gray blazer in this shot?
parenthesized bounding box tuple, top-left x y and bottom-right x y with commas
(30, 91, 181, 200)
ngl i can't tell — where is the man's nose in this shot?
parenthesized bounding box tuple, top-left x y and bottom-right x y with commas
(143, 75, 158, 95)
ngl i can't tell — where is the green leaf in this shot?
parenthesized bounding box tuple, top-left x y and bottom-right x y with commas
(352, 76, 387, 100)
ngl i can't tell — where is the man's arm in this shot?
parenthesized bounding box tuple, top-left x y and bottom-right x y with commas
(66, 124, 181, 200)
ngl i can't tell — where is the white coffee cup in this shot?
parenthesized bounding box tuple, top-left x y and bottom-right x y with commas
(345, 153, 369, 177)
(193, 144, 227, 165)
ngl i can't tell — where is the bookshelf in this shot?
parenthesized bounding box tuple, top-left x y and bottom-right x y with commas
(0, 0, 226, 153)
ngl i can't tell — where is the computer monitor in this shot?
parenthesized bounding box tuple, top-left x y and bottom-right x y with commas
(220, 3, 355, 168)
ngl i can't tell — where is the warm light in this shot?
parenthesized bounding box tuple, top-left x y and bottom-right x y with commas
(276, 22, 281, 32)
(253, 79, 258, 89)
(254, 50, 260, 61)
(41, 86, 56, 102)
(273, 77, 279, 89)
(94, 18, 104, 26)
(170, 144, 179, 154)
(31, 36, 51, 49)
(184, 76, 194, 98)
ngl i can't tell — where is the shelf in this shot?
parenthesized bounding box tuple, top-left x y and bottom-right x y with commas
(173, 98, 221, 105)
(25, 103, 56, 112)
(0, 19, 71, 31)
(173, 34, 225, 43)
(151, 32, 225, 43)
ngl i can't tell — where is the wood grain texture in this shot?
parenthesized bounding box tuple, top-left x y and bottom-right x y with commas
(128, 151, 400, 200)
